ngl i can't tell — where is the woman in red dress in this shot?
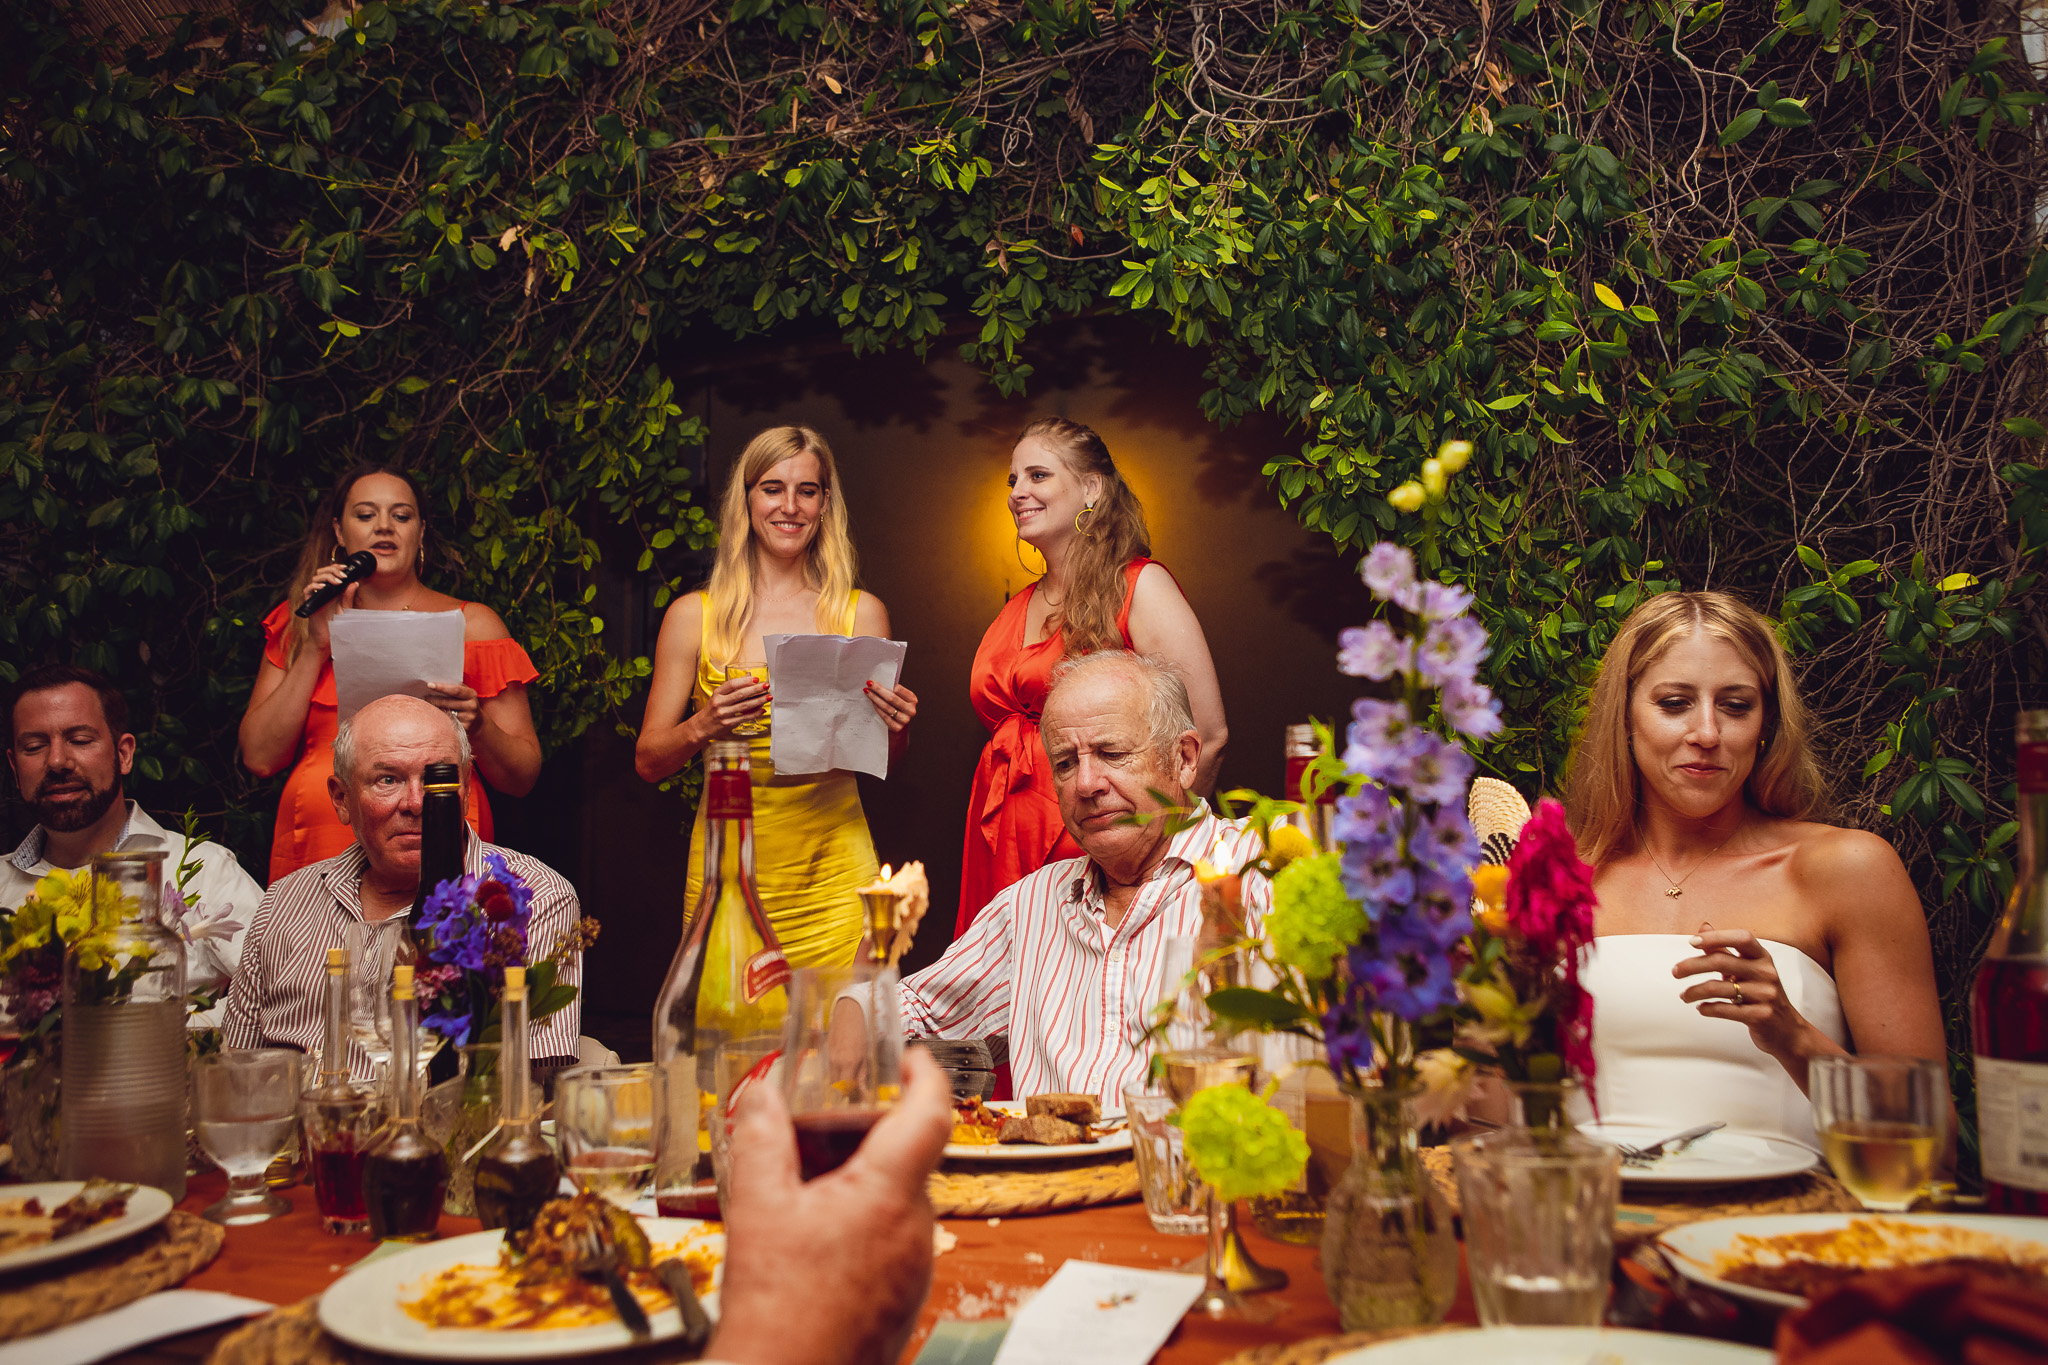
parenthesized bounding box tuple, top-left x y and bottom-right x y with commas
(239, 464, 542, 882)
(957, 418, 1229, 933)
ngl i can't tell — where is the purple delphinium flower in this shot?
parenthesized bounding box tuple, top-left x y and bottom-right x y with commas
(1345, 699, 1428, 783)
(1323, 999, 1377, 1077)
(1417, 581, 1475, 621)
(1414, 804, 1480, 879)
(1361, 543, 1416, 601)
(1337, 621, 1412, 680)
(1341, 835, 1415, 910)
(1441, 677, 1503, 739)
(1330, 782, 1395, 848)
(421, 1007, 474, 1045)
(1414, 616, 1489, 688)
(1400, 733, 1475, 806)
(1369, 949, 1461, 1020)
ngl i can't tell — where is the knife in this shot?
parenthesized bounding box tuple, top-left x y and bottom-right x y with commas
(1624, 1120, 1725, 1164)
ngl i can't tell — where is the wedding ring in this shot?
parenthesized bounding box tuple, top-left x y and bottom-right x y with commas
(1732, 983, 1744, 1005)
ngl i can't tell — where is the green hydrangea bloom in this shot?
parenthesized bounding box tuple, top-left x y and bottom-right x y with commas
(1267, 852, 1367, 981)
(1176, 1084, 1310, 1204)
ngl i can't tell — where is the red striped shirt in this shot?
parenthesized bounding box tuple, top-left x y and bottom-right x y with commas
(900, 807, 1270, 1102)
(221, 836, 582, 1074)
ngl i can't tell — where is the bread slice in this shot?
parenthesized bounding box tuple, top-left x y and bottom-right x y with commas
(1025, 1093, 1101, 1125)
(997, 1113, 1087, 1145)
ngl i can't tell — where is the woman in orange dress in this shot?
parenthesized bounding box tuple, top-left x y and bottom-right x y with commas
(957, 418, 1228, 934)
(239, 463, 542, 882)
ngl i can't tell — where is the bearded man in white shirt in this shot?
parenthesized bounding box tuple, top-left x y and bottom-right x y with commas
(897, 650, 1268, 1101)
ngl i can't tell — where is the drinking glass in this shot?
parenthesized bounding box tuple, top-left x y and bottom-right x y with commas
(1123, 1080, 1207, 1236)
(1811, 1054, 1950, 1211)
(195, 1049, 304, 1224)
(1453, 1128, 1621, 1327)
(299, 1079, 382, 1235)
(556, 1064, 662, 1209)
(784, 963, 902, 1181)
(344, 919, 444, 1081)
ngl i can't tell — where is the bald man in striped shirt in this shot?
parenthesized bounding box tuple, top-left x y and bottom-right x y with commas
(898, 651, 1269, 1103)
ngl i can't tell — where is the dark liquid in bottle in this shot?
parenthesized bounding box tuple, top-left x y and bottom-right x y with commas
(364, 1134, 450, 1242)
(792, 1109, 883, 1181)
(1973, 956, 2048, 1214)
(475, 1135, 558, 1234)
(310, 1145, 369, 1223)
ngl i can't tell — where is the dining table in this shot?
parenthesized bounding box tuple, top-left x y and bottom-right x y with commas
(101, 1169, 1483, 1365)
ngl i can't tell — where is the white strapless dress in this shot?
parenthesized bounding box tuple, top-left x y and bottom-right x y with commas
(1570, 934, 1847, 1153)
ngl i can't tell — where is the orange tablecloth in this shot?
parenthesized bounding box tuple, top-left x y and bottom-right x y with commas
(106, 1171, 1477, 1364)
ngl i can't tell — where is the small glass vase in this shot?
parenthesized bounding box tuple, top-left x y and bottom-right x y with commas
(424, 1043, 499, 1217)
(1320, 1083, 1458, 1330)
(1502, 1076, 1582, 1138)
(3, 1037, 63, 1180)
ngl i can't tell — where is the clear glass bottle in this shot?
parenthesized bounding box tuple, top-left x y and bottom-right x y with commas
(362, 965, 448, 1241)
(1972, 710, 2048, 1213)
(652, 740, 790, 1216)
(62, 850, 188, 1198)
(300, 947, 380, 1233)
(475, 966, 556, 1233)
(1283, 722, 1338, 850)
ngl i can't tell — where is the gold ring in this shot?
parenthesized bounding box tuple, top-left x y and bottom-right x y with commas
(1732, 983, 1744, 1005)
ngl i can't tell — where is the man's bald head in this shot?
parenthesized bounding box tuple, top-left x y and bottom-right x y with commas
(327, 695, 470, 887)
(1039, 652, 1200, 882)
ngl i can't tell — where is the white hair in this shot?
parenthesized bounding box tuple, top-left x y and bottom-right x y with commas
(331, 697, 471, 788)
(1043, 650, 1196, 762)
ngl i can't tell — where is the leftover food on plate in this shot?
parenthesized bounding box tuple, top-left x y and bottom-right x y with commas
(1712, 1218, 2048, 1300)
(401, 1194, 719, 1331)
(0, 1178, 135, 1255)
(951, 1095, 1114, 1147)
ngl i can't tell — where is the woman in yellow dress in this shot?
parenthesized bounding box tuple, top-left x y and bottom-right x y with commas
(636, 426, 917, 967)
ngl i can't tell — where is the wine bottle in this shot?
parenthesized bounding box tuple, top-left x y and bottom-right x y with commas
(362, 965, 449, 1241)
(410, 761, 467, 920)
(476, 966, 557, 1234)
(651, 740, 790, 1214)
(1282, 723, 1337, 850)
(300, 946, 376, 1234)
(1973, 710, 2048, 1213)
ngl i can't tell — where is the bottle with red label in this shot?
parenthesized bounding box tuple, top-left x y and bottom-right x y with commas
(652, 739, 791, 1215)
(1282, 723, 1339, 850)
(1972, 710, 2048, 1213)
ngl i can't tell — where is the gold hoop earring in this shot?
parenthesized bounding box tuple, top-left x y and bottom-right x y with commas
(1015, 535, 1047, 577)
(1075, 504, 1096, 536)
(331, 543, 346, 565)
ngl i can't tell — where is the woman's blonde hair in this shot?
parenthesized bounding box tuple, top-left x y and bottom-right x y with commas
(1018, 417, 1151, 656)
(702, 426, 856, 666)
(1565, 590, 1826, 867)
(279, 462, 427, 664)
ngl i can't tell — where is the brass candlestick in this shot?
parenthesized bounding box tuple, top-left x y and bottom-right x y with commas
(857, 887, 901, 968)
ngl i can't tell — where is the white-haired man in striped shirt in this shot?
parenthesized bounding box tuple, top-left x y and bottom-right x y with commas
(222, 694, 582, 1073)
(896, 650, 1268, 1103)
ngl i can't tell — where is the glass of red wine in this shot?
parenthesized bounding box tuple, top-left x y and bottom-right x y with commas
(780, 964, 902, 1181)
(554, 1064, 663, 1210)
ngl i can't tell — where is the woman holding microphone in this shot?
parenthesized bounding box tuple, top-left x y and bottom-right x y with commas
(240, 464, 542, 881)
(637, 426, 916, 968)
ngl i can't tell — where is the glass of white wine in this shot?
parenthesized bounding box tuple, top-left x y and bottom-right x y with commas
(1811, 1054, 1949, 1211)
(556, 1064, 663, 1209)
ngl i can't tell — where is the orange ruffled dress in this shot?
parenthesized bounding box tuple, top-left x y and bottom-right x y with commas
(260, 601, 540, 883)
(956, 559, 1149, 935)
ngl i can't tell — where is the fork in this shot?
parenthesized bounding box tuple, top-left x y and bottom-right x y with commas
(1615, 1121, 1725, 1166)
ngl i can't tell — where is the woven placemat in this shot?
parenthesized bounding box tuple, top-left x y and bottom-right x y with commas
(1219, 1324, 1462, 1365)
(0, 1209, 224, 1342)
(209, 1298, 350, 1365)
(930, 1155, 1140, 1218)
(1419, 1144, 1861, 1245)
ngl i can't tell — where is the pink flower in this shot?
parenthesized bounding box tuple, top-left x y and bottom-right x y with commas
(1504, 799, 1599, 1089)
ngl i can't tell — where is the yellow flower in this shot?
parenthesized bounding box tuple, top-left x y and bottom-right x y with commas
(1388, 481, 1426, 513)
(1420, 458, 1447, 499)
(1469, 865, 1509, 933)
(1459, 965, 1547, 1050)
(1437, 439, 1474, 473)
(1266, 823, 1317, 870)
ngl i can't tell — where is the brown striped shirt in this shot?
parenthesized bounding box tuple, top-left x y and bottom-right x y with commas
(221, 835, 582, 1075)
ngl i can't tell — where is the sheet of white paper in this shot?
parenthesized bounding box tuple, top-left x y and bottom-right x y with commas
(0, 1289, 273, 1365)
(329, 610, 467, 720)
(761, 633, 907, 778)
(991, 1261, 1202, 1365)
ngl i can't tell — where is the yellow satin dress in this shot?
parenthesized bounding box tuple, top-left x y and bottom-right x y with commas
(681, 591, 875, 968)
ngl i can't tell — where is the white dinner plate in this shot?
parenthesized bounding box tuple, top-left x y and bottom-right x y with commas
(1579, 1123, 1817, 1186)
(317, 1218, 722, 1360)
(944, 1102, 1133, 1162)
(1322, 1325, 1771, 1363)
(1658, 1211, 2048, 1311)
(0, 1182, 175, 1274)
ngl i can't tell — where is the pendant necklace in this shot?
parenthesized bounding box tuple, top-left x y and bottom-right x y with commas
(1644, 833, 1734, 899)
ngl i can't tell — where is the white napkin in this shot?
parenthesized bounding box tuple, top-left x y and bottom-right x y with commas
(991, 1261, 1203, 1365)
(0, 1289, 273, 1365)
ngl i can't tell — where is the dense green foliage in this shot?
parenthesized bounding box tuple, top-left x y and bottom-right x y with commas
(2, 0, 2043, 1111)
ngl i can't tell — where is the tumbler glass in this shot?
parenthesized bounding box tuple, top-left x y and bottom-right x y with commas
(1123, 1081, 1207, 1237)
(783, 964, 901, 1181)
(1811, 1054, 1949, 1211)
(1453, 1129, 1621, 1327)
(556, 1064, 662, 1210)
(300, 1079, 383, 1234)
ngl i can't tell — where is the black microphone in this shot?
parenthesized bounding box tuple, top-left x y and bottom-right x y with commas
(294, 550, 378, 618)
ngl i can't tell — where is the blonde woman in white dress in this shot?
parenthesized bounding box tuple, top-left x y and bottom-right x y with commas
(1562, 591, 1946, 1151)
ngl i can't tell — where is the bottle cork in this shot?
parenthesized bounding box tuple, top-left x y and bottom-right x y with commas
(393, 964, 415, 1000)
(504, 965, 526, 999)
